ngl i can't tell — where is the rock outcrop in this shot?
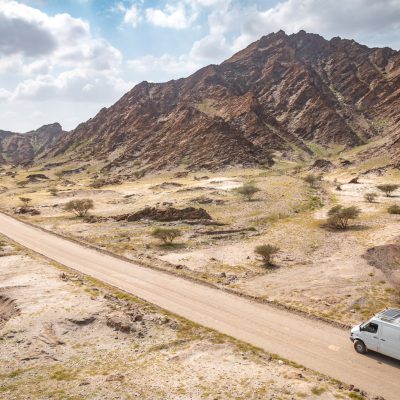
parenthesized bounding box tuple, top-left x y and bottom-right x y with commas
(117, 207, 212, 222)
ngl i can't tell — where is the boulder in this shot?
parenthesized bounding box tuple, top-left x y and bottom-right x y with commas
(26, 173, 49, 180)
(310, 159, 335, 171)
(13, 207, 40, 216)
(106, 312, 136, 333)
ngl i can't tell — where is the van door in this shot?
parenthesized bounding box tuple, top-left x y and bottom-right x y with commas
(360, 322, 380, 352)
(379, 324, 400, 361)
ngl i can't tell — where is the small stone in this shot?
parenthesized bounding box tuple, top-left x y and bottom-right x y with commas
(105, 374, 124, 382)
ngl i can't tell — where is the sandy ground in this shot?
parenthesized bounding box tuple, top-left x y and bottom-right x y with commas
(0, 238, 357, 400)
(0, 164, 399, 328)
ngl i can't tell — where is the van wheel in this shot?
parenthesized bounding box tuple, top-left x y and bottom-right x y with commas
(354, 340, 367, 354)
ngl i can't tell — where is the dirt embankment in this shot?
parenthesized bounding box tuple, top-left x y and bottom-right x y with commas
(363, 243, 400, 289)
(0, 295, 18, 329)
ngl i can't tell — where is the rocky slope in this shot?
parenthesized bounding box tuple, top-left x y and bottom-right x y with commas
(0, 123, 65, 166)
(31, 31, 400, 172)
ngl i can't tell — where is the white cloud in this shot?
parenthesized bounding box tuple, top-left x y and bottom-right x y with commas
(11, 69, 131, 102)
(115, 2, 141, 27)
(0, 1, 122, 74)
(0, 0, 129, 131)
(128, 53, 201, 80)
(0, 87, 11, 101)
(202, 0, 400, 55)
(146, 2, 196, 29)
(123, 4, 140, 26)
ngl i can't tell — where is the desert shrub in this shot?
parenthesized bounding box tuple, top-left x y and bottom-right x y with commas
(235, 182, 261, 201)
(64, 199, 94, 217)
(388, 204, 400, 214)
(134, 170, 146, 179)
(19, 197, 32, 207)
(303, 174, 322, 188)
(90, 179, 106, 189)
(308, 195, 324, 210)
(152, 228, 182, 244)
(16, 180, 29, 188)
(48, 187, 58, 196)
(376, 184, 399, 197)
(292, 166, 303, 174)
(364, 192, 378, 203)
(254, 244, 279, 266)
(327, 205, 361, 229)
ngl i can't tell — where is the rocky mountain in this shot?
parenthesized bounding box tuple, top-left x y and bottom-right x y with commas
(31, 31, 400, 172)
(0, 123, 65, 166)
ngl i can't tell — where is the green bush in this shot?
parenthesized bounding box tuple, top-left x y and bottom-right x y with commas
(64, 199, 94, 217)
(327, 205, 361, 229)
(255, 244, 279, 266)
(376, 184, 399, 197)
(235, 182, 261, 201)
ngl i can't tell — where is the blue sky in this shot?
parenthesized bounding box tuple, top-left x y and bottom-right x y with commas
(1, 0, 400, 132)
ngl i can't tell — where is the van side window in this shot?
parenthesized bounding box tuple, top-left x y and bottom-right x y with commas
(364, 323, 378, 333)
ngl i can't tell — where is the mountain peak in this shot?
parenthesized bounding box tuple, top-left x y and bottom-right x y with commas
(3, 32, 400, 173)
(0, 122, 65, 166)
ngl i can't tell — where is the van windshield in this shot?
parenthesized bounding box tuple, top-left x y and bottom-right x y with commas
(360, 321, 368, 329)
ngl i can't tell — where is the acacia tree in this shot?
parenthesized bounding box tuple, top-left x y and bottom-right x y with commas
(327, 205, 361, 229)
(235, 182, 261, 201)
(376, 184, 399, 197)
(152, 228, 181, 244)
(19, 197, 32, 207)
(255, 244, 280, 266)
(64, 199, 94, 217)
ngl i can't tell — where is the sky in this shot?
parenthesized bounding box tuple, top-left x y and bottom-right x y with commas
(1, 0, 400, 132)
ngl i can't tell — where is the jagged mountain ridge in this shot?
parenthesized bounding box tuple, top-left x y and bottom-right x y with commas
(13, 31, 400, 172)
(0, 123, 65, 166)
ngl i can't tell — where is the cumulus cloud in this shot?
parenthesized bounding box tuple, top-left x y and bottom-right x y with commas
(128, 53, 201, 81)
(0, 1, 122, 74)
(0, 14, 56, 57)
(203, 0, 400, 55)
(116, 2, 141, 27)
(11, 69, 131, 103)
(0, 0, 129, 131)
(0, 87, 11, 101)
(145, 2, 197, 29)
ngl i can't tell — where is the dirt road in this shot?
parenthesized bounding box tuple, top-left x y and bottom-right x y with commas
(0, 212, 399, 399)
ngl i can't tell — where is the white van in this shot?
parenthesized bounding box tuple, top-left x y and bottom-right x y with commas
(350, 308, 400, 360)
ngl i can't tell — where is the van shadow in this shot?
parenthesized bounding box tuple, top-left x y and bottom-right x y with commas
(364, 351, 400, 368)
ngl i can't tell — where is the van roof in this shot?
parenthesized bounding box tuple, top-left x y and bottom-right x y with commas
(374, 309, 400, 326)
